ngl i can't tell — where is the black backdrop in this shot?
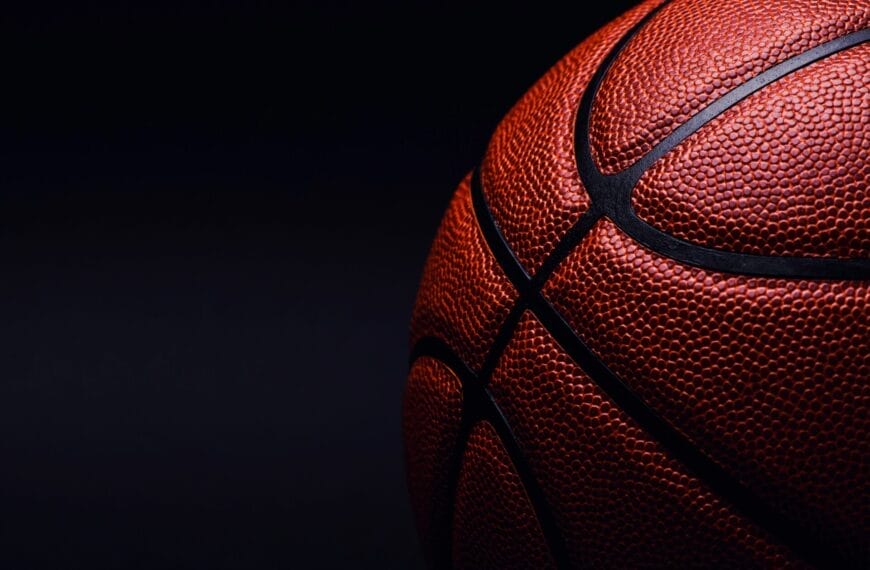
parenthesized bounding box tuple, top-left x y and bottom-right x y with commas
(2, 2, 637, 568)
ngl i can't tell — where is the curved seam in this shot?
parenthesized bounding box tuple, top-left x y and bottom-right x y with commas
(411, 337, 570, 569)
(574, 27, 870, 280)
(413, 5, 866, 570)
(473, 163, 850, 568)
(418, 4, 673, 568)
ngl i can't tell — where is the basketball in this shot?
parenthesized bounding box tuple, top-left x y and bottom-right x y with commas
(403, 0, 869, 567)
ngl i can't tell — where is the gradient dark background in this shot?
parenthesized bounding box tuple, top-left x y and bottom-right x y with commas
(3, 2, 636, 568)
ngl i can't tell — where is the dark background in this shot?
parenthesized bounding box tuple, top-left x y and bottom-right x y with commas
(2, 2, 636, 568)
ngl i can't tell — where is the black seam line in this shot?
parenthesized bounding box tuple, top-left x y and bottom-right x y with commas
(413, 7, 867, 569)
(634, 28, 870, 178)
(471, 170, 534, 291)
(410, 337, 475, 570)
(573, 27, 870, 281)
(421, 7, 677, 568)
(530, 0, 672, 287)
(477, 300, 527, 384)
(473, 170, 606, 292)
(473, 168, 852, 569)
(410, 337, 571, 570)
(471, 4, 866, 565)
(528, 295, 852, 569)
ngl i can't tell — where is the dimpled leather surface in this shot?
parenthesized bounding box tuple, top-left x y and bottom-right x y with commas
(589, 0, 869, 175)
(410, 173, 517, 370)
(405, 0, 869, 567)
(451, 421, 555, 570)
(488, 311, 801, 568)
(632, 44, 870, 258)
(480, 0, 666, 275)
(542, 219, 869, 561)
(402, 357, 463, 566)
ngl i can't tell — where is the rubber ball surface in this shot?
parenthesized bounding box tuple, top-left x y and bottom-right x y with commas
(404, 1, 870, 568)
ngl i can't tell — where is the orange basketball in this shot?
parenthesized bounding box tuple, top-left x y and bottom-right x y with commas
(403, 1, 869, 568)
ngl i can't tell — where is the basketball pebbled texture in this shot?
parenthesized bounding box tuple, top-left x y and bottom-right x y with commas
(479, 1, 662, 276)
(452, 421, 556, 570)
(588, 0, 868, 176)
(488, 311, 800, 568)
(410, 173, 518, 371)
(631, 43, 870, 258)
(403, 357, 464, 565)
(405, 0, 870, 568)
(542, 219, 868, 561)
